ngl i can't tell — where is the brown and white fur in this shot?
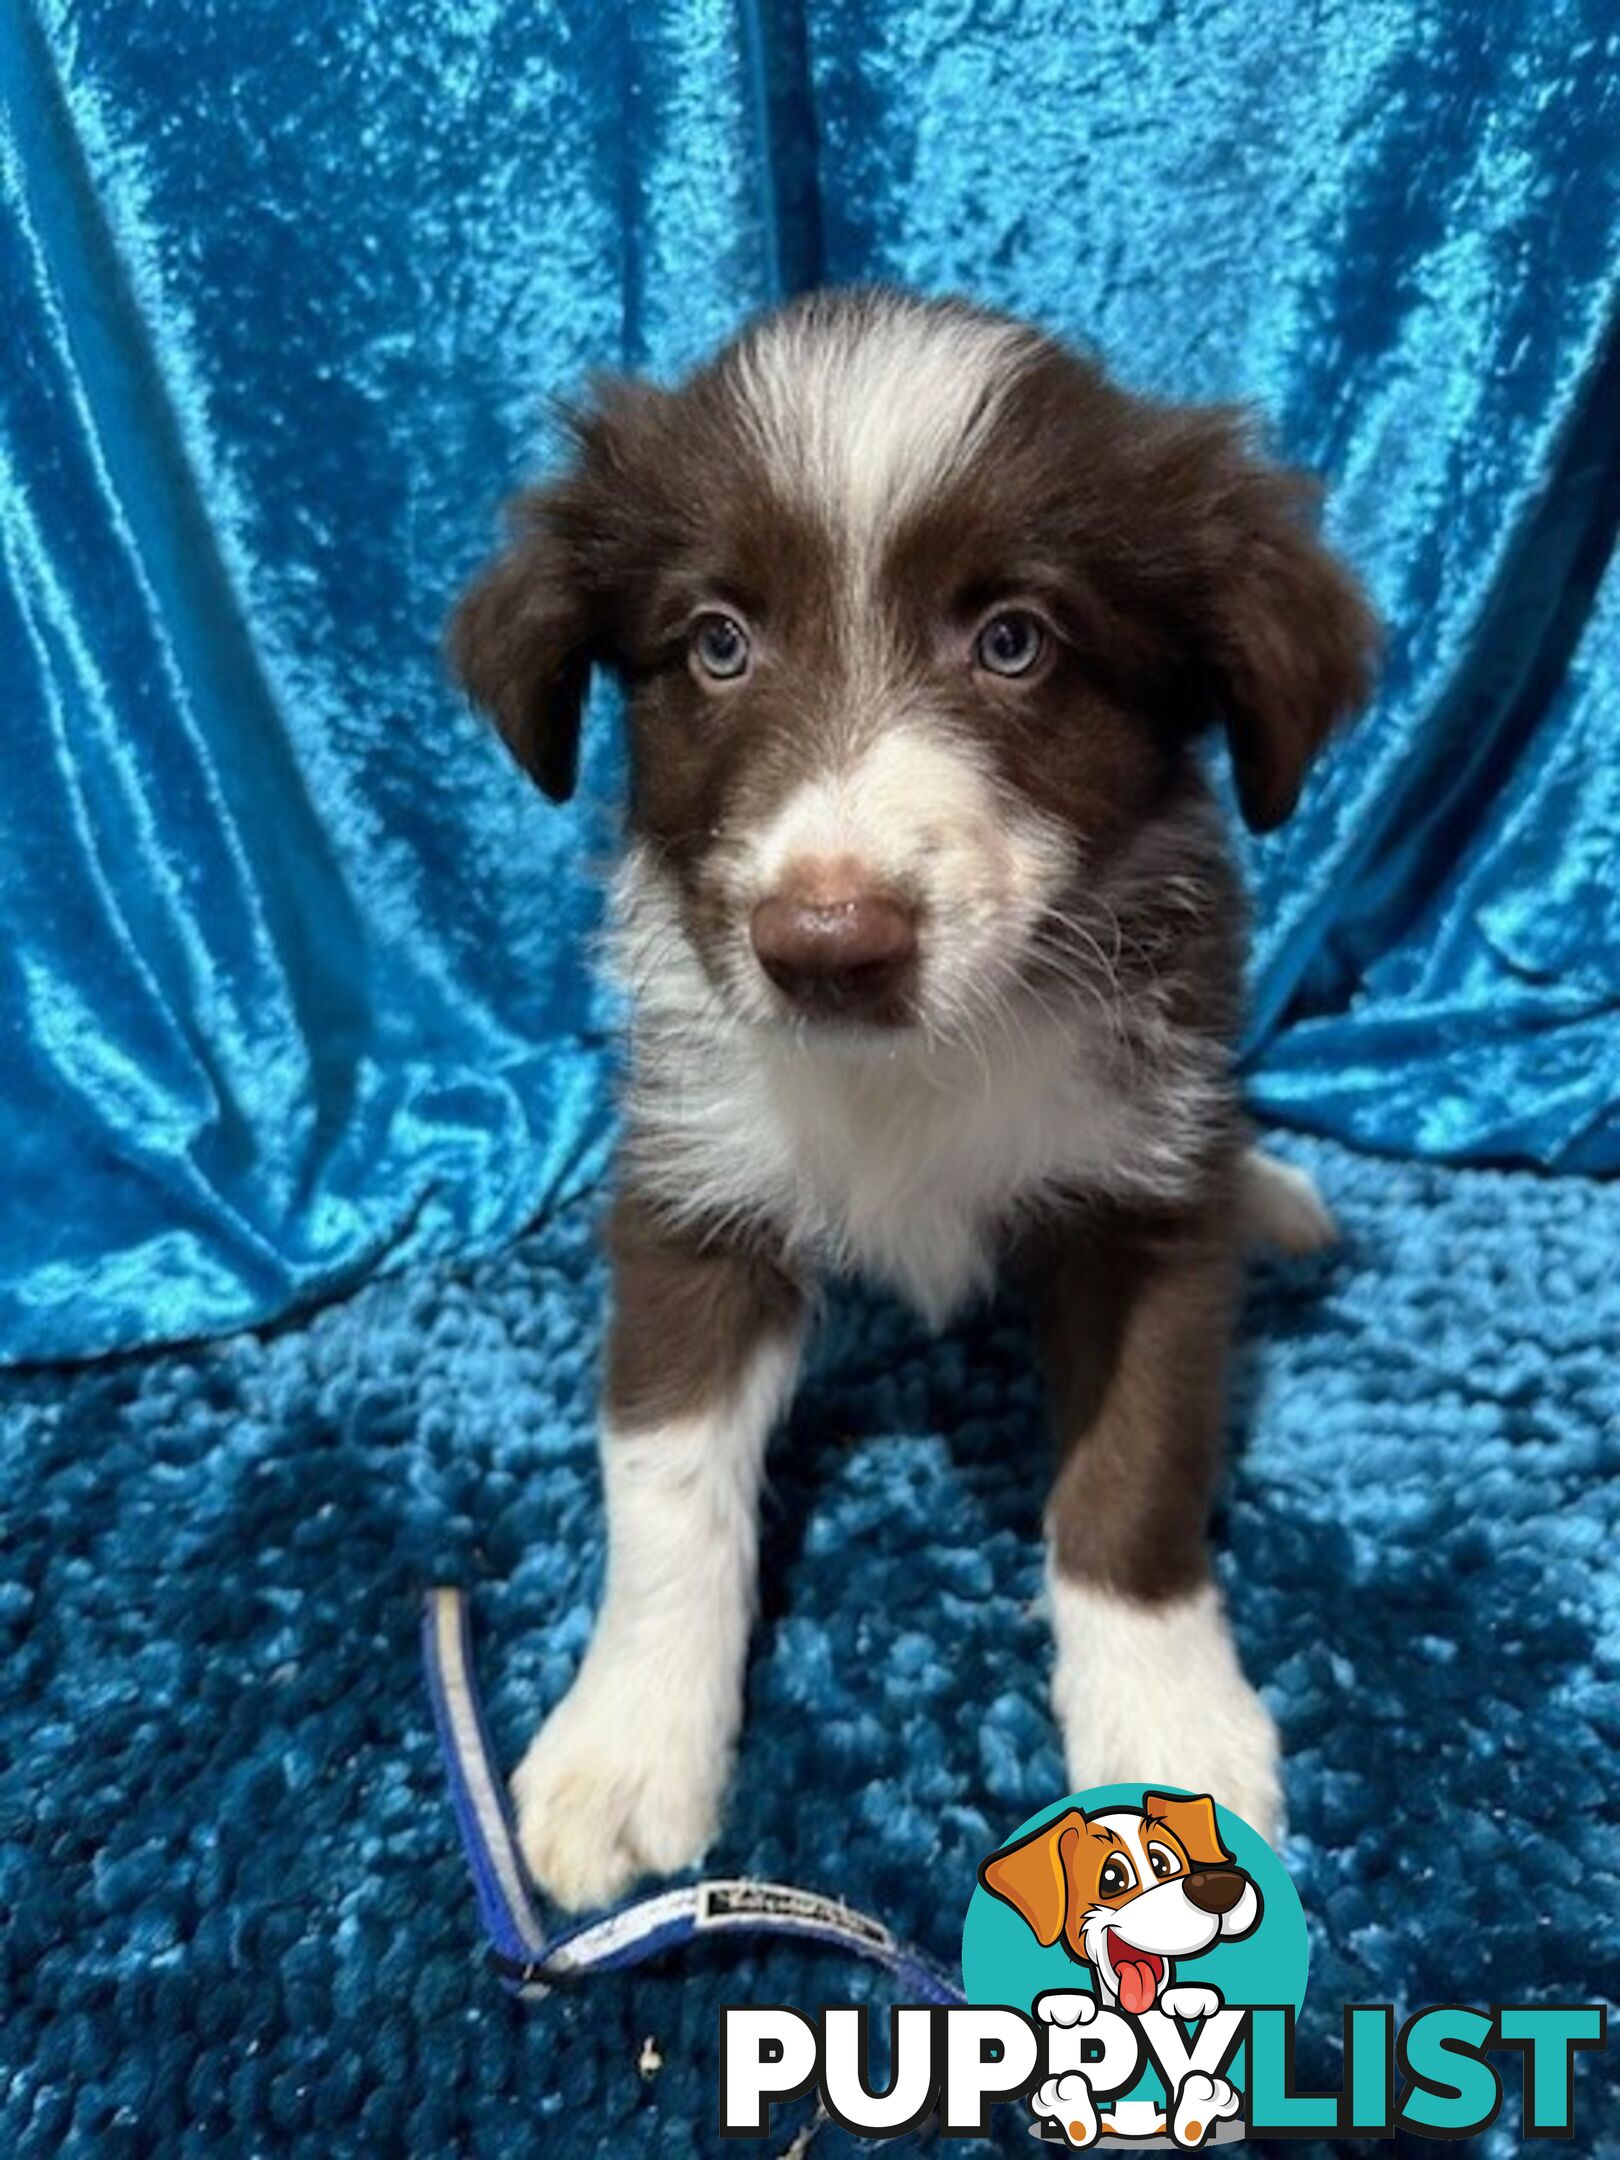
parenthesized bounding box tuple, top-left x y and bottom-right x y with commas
(450, 289, 1375, 1910)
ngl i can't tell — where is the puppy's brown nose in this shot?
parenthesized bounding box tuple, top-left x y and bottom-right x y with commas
(1183, 1868, 1248, 1916)
(750, 867, 916, 1021)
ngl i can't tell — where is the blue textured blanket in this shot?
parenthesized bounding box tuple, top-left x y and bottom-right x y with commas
(3, 1134, 1615, 2154)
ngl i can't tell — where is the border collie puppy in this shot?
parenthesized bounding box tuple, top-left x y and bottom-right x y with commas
(452, 289, 1375, 1909)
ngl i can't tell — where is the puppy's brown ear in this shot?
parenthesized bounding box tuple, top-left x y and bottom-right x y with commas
(1160, 415, 1378, 832)
(449, 499, 593, 804)
(978, 1808, 1088, 1949)
(1142, 1791, 1232, 1869)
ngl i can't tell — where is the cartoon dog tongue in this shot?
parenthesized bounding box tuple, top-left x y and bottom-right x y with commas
(1114, 1949, 1160, 2014)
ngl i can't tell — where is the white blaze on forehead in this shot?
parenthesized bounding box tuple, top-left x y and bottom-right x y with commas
(730, 294, 1033, 552)
(1091, 1810, 1153, 1874)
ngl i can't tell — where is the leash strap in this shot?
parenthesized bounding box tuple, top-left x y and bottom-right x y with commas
(423, 1588, 965, 2005)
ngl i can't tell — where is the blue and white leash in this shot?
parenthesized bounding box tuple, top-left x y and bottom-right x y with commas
(423, 1588, 966, 2005)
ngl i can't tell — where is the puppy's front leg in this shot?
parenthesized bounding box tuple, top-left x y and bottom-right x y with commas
(512, 1194, 804, 1910)
(1036, 1188, 1282, 1842)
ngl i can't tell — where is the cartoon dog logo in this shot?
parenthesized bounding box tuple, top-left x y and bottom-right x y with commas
(978, 1792, 1261, 2148)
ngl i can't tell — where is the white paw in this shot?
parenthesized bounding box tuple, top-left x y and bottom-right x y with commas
(1049, 1578, 1284, 1848)
(1035, 1991, 1099, 2026)
(510, 1657, 727, 1911)
(1159, 1984, 1223, 2023)
(1171, 2069, 1240, 2147)
(1240, 1147, 1337, 1256)
(1032, 2072, 1099, 2148)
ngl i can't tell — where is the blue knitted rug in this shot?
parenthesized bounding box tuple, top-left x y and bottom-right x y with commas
(2, 1135, 1616, 2157)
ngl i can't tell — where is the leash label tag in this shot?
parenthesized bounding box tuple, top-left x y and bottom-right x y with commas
(701, 1880, 894, 1949)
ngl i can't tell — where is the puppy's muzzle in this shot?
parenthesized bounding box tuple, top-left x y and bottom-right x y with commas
(1183, 1867, 1250, 1916)
(750, 860, 917, 1023)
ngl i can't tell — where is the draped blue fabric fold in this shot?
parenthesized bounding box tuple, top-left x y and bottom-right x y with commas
(2, 0, 1616, 1361)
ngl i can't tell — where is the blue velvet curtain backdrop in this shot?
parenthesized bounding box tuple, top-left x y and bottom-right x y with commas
(2, 1, 1617, 1362)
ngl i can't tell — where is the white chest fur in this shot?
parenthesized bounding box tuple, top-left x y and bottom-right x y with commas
(646, 1029, 1172, 1321)
(615, 899, 1225, 1326)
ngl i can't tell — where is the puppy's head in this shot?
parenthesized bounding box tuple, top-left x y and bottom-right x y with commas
(452, 290, 1374, 1038)
(978, 1792, 1262, 2011)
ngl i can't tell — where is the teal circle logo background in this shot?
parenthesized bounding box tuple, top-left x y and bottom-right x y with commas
(961, 1785, 1309, 2104)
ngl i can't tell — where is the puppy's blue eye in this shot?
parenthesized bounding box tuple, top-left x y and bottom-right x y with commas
(691, 612, 751, 681)
(974, 608, 1046, 678)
